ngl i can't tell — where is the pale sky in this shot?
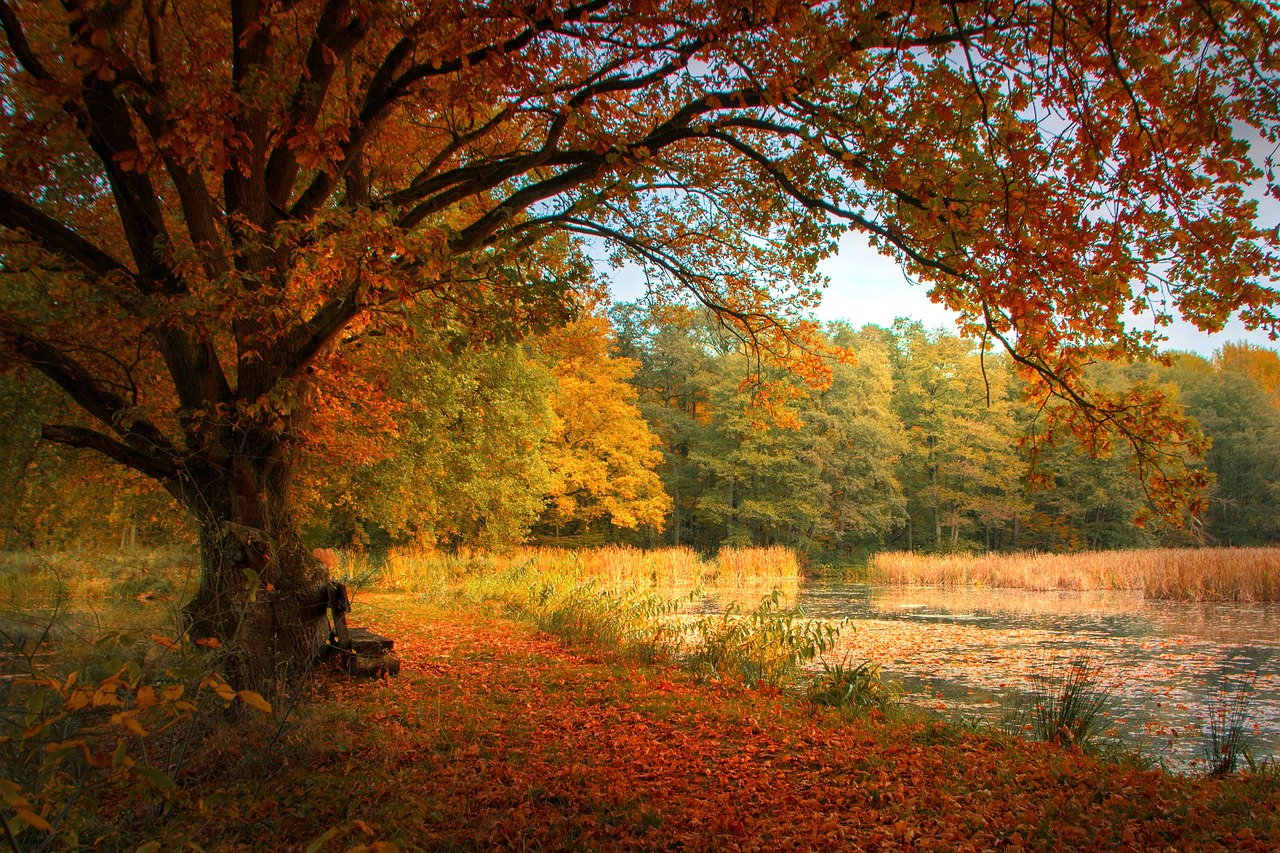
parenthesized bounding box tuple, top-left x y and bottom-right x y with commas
(607, 229, 1279, 357)
(815, 232, 1280, 357)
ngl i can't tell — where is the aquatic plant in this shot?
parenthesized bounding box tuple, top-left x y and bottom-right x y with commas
(1024, 658, 1116, 749)
(805, 657, 898, 712)
(1202, 677, 1257, 776)
(684, 591, 840, 688)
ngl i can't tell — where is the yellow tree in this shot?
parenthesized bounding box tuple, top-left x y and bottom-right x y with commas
(1218, 342, 1280, 409)
(539, 312, 669, 535)
(1, 0, 1276, 682)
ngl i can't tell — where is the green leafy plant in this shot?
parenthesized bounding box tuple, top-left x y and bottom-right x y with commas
(805, 657, 898, 712)
(684, 591, 840, 689)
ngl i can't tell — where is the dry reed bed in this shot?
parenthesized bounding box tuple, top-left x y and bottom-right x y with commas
(375, 545, 802, 597)
(871, 547, 1280, 602)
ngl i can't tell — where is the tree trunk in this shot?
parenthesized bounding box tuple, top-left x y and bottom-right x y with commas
(180, 437, 329, 692)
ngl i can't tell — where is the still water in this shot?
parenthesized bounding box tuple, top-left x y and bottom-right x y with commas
(790, 583, 1280, 771)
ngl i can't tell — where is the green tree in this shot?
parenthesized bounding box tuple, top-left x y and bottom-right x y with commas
(313, 332, 556, 551)
(890, 321, 1023, 551)
(811, 324, 908, 556)
(1169, 353, 1280, 545)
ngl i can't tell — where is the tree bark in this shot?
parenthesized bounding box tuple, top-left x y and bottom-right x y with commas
(179, 434, 329, 691)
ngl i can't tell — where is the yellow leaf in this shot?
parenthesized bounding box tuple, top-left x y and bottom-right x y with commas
(43, 739, 86, 754)
(15, 806, 51, 832)
(111, 711, 149, 737)
(200, 675, 236, 702)
(237, 690, 272, 714)
(135, 686, 157, 710)
(92, 683, 123, 707)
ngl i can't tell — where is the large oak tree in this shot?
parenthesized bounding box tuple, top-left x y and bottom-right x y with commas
(2, 0, 1276, 685)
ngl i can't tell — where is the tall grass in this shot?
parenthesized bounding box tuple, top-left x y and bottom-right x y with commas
(534, 583, 687, 664)
(872, 547, 1280, 601)
(371, 544, 802, 604)
(1201, 678, 1257, 776)
(384, 548, 835, 691)
(1023, 659, 1117, 749)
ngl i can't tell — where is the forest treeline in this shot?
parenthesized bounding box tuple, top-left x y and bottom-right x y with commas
(4, 304, 1280, 559)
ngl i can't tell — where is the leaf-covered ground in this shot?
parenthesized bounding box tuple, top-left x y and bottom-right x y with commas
(157, 596, 1279, 851)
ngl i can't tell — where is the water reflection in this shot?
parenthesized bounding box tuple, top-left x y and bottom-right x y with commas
(793, 582, 1280, 772)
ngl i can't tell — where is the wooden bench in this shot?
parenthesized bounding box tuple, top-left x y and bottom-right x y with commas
(322, 582, 401, 678)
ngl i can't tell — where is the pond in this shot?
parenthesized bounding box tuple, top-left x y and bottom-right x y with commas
(785, 582, 1280, 772)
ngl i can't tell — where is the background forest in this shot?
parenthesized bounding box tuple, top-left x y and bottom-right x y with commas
(5, 303, 1280, 562)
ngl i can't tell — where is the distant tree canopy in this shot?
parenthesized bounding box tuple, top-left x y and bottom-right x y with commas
(8, 309, 1280, 559)
(1, 0, 1277, 681)
(614, 309, 1280, 557)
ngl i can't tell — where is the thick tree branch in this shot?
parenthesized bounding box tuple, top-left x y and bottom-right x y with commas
(0, 188, 136, 280)
(239, 285, 362, 401)
(264, 0, 369, 211)
(385, 0, 615, 95)
(41, 423, 176, 484)
(287, 35, 417, 219)
(0, 0, 51, 80)
(0, 317, 179, 465)
(288, 0, 614, 221)
(1, 188, 230, 418)
(226, 0, 272, 232)
(123, 100, 229, 279)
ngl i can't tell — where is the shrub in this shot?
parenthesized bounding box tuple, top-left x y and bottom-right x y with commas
(0, 624, 274, 849)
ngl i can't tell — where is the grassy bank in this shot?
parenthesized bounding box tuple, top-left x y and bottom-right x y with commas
(4, 546, 1280, 848)
(66, 597, 1280, 849)
(872, 547, 1280, 601)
